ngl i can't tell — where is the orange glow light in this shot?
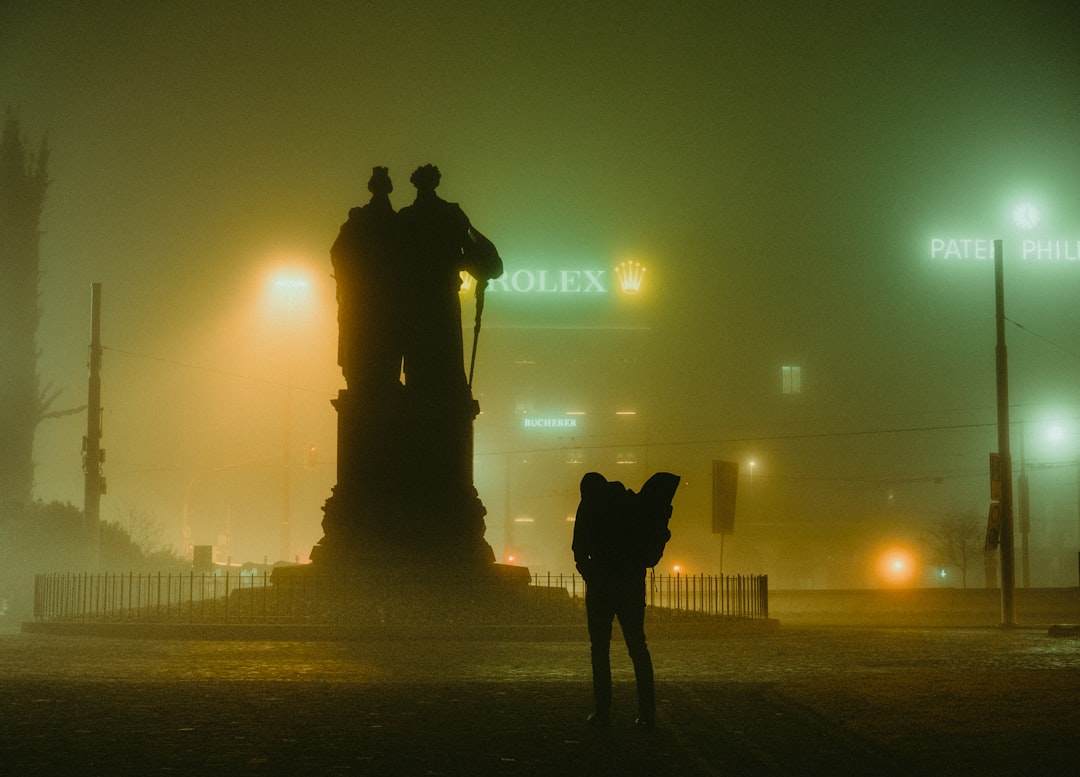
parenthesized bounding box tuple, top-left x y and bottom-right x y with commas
(876, 546, 918, 587)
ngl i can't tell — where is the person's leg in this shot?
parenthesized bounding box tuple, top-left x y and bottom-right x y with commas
(615, 575, 655, 727)
(585, 585, 615, 723)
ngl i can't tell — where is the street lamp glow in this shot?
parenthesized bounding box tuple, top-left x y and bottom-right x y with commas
(1033, 414, 1077, 461)
(1012, 202, 1041, 230)
(267, 269, 313, 318)
(274, 278, 307, 289)
(875, 546, 918, 587)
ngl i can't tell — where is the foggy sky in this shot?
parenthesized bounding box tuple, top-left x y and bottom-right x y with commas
(3, 1, 1080, 569)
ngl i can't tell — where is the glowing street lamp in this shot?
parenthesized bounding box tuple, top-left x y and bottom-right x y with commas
(271, 274, 311, 317)
(876, 546, 917, 588)
(1045, 423, 1067, 448)
(1012, 202, 1041, 231)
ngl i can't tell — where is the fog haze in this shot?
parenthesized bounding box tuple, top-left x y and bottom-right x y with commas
(4, 2, 1079, 580)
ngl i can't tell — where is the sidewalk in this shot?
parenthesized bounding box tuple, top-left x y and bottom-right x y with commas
(1, 625, 1078, 775)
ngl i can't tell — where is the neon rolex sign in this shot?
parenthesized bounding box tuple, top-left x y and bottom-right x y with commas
(487, 268, 608, 293)
(464, 261, 650, 295)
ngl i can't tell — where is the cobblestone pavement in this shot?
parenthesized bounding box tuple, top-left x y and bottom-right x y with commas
(1, 624, 1078, 776)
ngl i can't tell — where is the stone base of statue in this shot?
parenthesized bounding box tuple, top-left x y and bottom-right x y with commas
(268, 383, 547, 624)
(309, 385, 496, 574)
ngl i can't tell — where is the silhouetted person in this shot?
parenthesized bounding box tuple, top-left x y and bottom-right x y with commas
(395, 164, 502, 397)
(572, 472, 657, 729)
(331, 166, 402, 395)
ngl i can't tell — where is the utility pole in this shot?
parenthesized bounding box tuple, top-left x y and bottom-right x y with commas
(993, 240, 1016, 626)
(1017, 462, 1030, 589)
(1017, 427, 1030, 589)
(83, 282, 105, 568)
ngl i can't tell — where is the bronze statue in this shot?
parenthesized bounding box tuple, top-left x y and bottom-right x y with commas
(395, 164, 503, 396)
(330, 166, 402, 396)
(315, 164, 503, 572)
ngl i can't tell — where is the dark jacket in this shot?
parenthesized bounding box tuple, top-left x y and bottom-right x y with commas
(573, 476, 640, 581)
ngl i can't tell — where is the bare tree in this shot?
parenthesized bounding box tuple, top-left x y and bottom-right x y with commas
(111, 501, 168, 557)
(0, 114, 51, 506)
(924, 512, 983, 588)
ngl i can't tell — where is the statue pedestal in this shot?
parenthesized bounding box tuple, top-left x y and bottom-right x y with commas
(310, 387, 495, 574)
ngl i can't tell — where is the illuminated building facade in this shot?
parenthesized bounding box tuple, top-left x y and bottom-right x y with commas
(469, 260, 660, 573)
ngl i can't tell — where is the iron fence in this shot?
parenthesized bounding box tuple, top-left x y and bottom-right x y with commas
(33, 570, 768, 624)
(648, 571, 769, 619)
(533, 570, 768, 619)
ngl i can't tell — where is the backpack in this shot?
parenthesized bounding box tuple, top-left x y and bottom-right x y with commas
(634, 472, 681, 568)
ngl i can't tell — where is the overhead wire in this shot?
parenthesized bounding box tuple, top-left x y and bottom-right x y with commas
(1006, 316, 1080, 364)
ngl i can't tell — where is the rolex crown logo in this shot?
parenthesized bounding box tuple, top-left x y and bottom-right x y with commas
(616, 260, 646, 294)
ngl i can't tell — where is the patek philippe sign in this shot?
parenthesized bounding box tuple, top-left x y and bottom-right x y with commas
(931, 203, 1080, 262)
(932, 237, 1080, 262)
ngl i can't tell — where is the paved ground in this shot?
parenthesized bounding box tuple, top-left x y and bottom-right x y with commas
(1, 623, 1078, 776)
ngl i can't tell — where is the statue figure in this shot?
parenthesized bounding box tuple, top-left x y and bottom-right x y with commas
(315, 163, 501, 572)
(395, 164, 503, 397)
(330, 166, 402, 396)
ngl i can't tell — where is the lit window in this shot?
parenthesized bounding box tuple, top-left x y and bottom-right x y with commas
(782, 365, 801, 395)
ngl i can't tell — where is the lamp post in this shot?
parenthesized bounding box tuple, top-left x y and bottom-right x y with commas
(1018, 443, 1030, 589)
(1026, 419, 1079, 587)
(748, 460, 756, 517)
(991, 239, 1017, 626)
(83, 283, 104, 569)
(272, 275, 309, 564)
(1040, 421, 1080, 588)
